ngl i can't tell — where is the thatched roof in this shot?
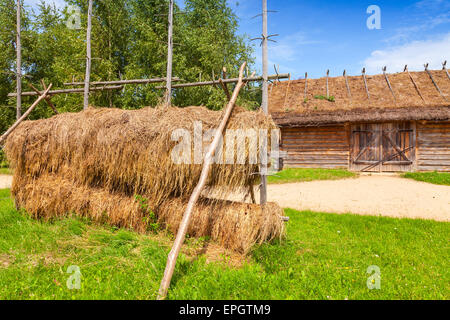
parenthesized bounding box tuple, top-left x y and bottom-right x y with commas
(269, 69, 450, 126)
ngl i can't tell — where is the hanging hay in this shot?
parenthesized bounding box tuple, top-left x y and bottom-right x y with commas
(5, 106, 276, 207)
(12, 174, 284, 253)
(5, 106, 285, 252)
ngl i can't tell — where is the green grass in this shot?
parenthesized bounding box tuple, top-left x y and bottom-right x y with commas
(268, 168, 357, 184)
(0, 168, 12, 175)
(0, 188, 448, 300)
(401, 172, 450, 186)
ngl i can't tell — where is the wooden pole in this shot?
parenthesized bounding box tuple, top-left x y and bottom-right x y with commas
(165, 0, 174, 107)
(304, 72, 308, 99)
(157, 63, 248, 300)
(28, 83, 58, 114)
(260, 0, 268, 205)
(16, 0, 21, 120)
(404, 65, 425, 103)
(362, 68, 370, 101)
(64, 77, 180, 86)
(443, 61, 450, 80)
(343, 70, 351, 99)
(83, 0, 93, 110)
(382, 66, 396, 102)
(326, 69, 329, 98)
(424, 63, 447, 101)
(8, 85, 123, 97)
(219, 67, 231, 101)
(154, 74, 288, 89)
(0, 85, 52, 145)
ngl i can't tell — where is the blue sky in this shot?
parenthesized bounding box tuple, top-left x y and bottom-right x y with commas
(27, 0, 450, 79)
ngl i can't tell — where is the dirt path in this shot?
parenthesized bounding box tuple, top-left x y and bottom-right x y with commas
(261, 176, 450, 222)
(219, 175, 449, 222)
(0, 175, 12, 190)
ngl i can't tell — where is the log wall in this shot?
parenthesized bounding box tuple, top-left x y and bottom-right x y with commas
(280, 126, 350, 169)
(416, 121, 450, 172)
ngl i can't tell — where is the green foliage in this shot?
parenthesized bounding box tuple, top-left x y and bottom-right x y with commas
(135, 194, 158, 232)
(0, 0, 257, 133)
(314, 94, 335, 102)
(268, 168, 357, 184)
(401, 172, 450, 186)
(0, 188, 448, 300)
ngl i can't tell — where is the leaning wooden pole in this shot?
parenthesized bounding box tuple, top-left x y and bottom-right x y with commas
(165, 0, 174, 107)
(83, 0, 93, 110)
(157, 62, 247, 300)
(16, 0, 21, 120)
(260, 0, 268, 205)
(0, 84, 52, 145)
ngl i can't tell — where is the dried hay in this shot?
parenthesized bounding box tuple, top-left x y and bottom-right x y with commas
(12, 173, 284, 253)
(5, 106, 285, 252)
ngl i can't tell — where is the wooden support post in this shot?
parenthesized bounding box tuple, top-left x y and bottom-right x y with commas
(157, 62, 248, 300)
(0, 85, 52, 145)
(83, 0, 93, 110)
(16, 0, 21, 120)
(260, 0, 269, 206)
(362, 68, 370, 101)
(443, 61, 450, 80)
(165, 0, 174, 107)
(282, 74, 291, 110)
(404, 65, 425, 103)
(326, 69, 329, 98)
(218, 67, 231, 101)
(424, 63, 447, 101)
(343, 70, 351, 99)
(28, 82, 58, 114)
(304, 72, 308, 99)
(382, 66, 396, 102)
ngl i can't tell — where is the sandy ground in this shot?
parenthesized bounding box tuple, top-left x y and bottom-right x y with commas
(0, 175, 12, 190)
(1, 174, 448, 221)
(227, 175, 450, 222)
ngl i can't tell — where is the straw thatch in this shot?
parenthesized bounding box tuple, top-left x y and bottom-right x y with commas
(5, 106, 285, 252)
(270, 69, 450, 126)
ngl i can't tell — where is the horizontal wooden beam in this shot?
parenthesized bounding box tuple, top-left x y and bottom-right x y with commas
(8, 85, 123, 97)
(155, 74, 290, 89)
(63, 77, 181, 86)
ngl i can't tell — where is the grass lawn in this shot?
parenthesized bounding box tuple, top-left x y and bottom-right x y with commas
(401, 172, 450, 186)
(0, 168, 12, 175)
(0, 188, 448, 300)
(268, 168, 357, 184)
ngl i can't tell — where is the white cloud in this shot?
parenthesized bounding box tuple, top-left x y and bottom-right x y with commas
(269, 31, 319, 62)
(364, 33, 450, 74)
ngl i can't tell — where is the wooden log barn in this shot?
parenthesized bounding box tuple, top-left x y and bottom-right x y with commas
(269, 67, 450, 172)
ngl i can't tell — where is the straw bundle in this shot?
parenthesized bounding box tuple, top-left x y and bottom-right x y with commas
(5, 106, 275, 206)
(5, 106, 285, 252)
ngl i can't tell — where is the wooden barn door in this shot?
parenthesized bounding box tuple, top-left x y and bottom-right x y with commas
(350, 122, 415, 172)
